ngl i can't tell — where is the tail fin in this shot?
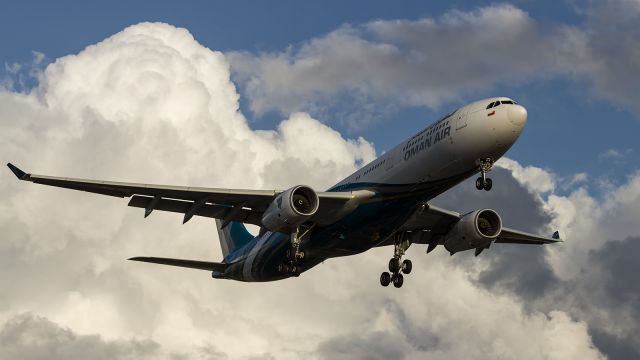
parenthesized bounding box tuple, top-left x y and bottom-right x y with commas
(216, 220, 255, 257)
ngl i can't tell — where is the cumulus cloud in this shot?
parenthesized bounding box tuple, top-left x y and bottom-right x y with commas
(0, 20, 637, 360)
(0, 22, 375, 358)
(229, 1, 640, 125)
(457, 160, 640, 358)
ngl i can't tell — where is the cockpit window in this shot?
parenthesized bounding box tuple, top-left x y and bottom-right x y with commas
(493, 101, 500, 108)
(501, 100, 514, 105)
(486, 102, 495, 109)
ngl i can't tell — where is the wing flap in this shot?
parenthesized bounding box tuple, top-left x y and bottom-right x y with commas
(127, 195, 263, 225)
(129, 256, 227, 272)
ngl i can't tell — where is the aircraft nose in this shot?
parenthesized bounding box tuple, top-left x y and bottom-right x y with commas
(508, 104, 527, 127)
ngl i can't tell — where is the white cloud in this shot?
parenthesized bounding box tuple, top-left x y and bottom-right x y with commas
(229, 4, 577, 123)
(229, 1, 640, 126)
(495, 158, 556, 194)
(0, 22, 375, 357)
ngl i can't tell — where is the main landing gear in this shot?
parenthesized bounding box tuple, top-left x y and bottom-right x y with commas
(380, 232, 412, 288)
(278, 225, 312, 276)
(475, 158, 493, 191)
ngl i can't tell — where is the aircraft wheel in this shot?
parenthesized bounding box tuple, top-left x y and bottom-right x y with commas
(389, 258, 400, 273)
(484, 178, 493, 191)
(476, 177, 484, 190)
(401, 259, 412, 274)
(380, 272, 391, 287)
(392, 273, 404, 288)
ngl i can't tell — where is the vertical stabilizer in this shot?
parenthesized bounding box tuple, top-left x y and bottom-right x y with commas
(215, 220, 255, 257)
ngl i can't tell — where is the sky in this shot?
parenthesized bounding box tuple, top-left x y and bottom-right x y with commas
(1, 1, 640, 359)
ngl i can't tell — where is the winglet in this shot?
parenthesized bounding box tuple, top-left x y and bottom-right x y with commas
(6, 163, 29, 180)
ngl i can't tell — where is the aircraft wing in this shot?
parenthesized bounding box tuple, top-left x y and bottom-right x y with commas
(400, 203, 562, 245)
(6, 163, 356, 226)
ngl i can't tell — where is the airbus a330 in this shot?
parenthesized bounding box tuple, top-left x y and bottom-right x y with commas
(7, 97, 560, 288)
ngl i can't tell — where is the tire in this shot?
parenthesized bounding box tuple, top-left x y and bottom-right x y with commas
(389, 258, 400, 273)
(392, 273, 404, 288)
(380, 272, 391, 287)
(401, 259, 412, 274)
(476, 177, 484, 190)
(484, 178, 493, 191)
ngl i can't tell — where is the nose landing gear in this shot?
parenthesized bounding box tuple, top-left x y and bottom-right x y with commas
(380, 232, 412, 288)
(475, 158, 493, 191)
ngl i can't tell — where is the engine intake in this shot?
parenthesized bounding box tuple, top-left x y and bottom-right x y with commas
(444, 209, 502, 254)
(261, 185, 319, 232)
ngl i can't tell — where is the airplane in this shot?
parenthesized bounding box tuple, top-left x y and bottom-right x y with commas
(7, 97, 561, 288)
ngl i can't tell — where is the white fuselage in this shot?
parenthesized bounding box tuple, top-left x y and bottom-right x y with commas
(333, 97, 528, 191)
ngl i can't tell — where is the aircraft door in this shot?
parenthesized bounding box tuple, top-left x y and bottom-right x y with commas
(455, 107, 470, 131)
(385, 149, 397, 171)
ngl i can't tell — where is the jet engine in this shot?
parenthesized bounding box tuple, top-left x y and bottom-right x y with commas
(444, 209, 502, 254)
(261, 185, 319, 233)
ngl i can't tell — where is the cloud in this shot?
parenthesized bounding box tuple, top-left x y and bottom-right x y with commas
(458, 160, 640, 358)
(229, 4, 575, 125)
(1, 51, 46, 92)
(0, 21, 637, 359)
(229, 1, 640, 126)
(0, 313, 159, 360)
(0, 22, 375, 358)
(598, 148, 632, 166)
(495, 158, 556, 194)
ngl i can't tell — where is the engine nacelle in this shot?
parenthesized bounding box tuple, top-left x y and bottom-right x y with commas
(261, 185, 319, 233)
(444, 209, 502, 254)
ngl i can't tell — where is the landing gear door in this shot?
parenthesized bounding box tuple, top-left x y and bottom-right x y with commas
(455, 107, 470, 131)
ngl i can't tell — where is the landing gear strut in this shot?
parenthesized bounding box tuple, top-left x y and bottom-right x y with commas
(380, 232, 412, 288)
(475, 158, 493, 191)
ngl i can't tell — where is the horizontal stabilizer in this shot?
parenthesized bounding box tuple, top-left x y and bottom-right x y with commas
(129, 256, 227, 272)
